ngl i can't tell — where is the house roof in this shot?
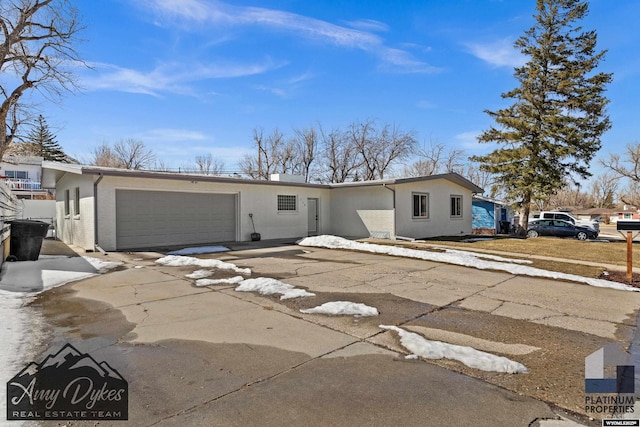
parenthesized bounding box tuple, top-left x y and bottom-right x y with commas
(472, 194, 509, 206)
(41, 161, 485, 193)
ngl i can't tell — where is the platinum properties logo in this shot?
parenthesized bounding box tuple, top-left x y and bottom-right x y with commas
(585, 344, 637, 417)
(6, 343, 128, 421)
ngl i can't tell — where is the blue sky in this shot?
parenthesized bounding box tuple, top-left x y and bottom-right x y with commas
(36, 0, 640, 178)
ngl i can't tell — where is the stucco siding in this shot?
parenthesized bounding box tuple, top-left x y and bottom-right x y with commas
(56, 173, 95, 251)
(94, 176, 331, 251)
(328, 186, 394, 237)
(394, 180, 473, 238)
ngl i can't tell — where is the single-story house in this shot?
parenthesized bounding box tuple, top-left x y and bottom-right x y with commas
(41, 162, 484, 252)
(472, 195, 514, 234)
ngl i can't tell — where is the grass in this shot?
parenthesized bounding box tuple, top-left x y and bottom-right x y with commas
(420, 235, 640, 267)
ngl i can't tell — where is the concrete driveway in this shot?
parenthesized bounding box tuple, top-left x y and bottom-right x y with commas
(27, 241, 640, 426)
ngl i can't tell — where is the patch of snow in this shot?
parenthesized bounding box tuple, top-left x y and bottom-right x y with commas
(380, 325, 528, 374)
(185, 269, 213, 279)
(196, 276, 245, 287)
(155, 255, 251, 275)
(442, 248, 531, 264)
(167, 246, 230, 255)
(299, 235, 638, 292)
(82, 256, 123, 273)
(300, 301, 379, 317)
(236, 277, 315, 300)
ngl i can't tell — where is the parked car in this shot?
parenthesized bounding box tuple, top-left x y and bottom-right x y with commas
(526, 219, 598, 240)
(531, 211, 599, 232)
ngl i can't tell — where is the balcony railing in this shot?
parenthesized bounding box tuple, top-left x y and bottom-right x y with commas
(2, 178, 45, 191)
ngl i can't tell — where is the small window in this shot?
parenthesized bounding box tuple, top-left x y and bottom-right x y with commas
(64, 189, 70, 216)
(277, 195, 297, 212)
(412, 193, 429, 218)
(74, 187, 80, 217)
(450, 195, 462, 218)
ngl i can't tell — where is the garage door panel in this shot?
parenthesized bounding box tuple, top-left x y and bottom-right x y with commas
(116, 190, 236, 249)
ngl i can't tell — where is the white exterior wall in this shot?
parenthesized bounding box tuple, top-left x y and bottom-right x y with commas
(0, 161, 42, 182)
(394, 180, 474, 238)
(55, 173, 95, 251)
(94, 176, 331, 251)
(19, 199, 56, 221)
(329, 186, 394, 237)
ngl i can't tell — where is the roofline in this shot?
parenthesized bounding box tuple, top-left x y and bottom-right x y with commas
(41, 162, 485, 193)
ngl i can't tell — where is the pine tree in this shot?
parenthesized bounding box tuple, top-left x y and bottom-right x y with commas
(27, 115, 69, 162)
(471, 0, 612, 228)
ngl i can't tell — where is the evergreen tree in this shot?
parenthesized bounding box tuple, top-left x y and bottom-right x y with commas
(27, 115, 68, 162)
(471, 0, 612, 228)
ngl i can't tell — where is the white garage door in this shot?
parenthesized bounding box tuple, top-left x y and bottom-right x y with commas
(116, 190, 236, 250)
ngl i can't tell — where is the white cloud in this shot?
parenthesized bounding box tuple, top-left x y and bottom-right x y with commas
(139, 0, 437, 74)
(454, 130, 480, 149)
(134, 128, 208, 142)
(466, 37, 526, 68)
(81, 60, 281, 96)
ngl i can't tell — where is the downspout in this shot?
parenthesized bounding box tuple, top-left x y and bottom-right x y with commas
(93, 173, 107, 254)
(382, 184, 396, 239)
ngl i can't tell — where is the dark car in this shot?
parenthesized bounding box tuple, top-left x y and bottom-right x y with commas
(526, 219, 598, 240)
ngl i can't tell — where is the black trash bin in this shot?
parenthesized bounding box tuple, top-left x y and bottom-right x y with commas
(7, 220, 50, 261)
(499, 221, 511, 234)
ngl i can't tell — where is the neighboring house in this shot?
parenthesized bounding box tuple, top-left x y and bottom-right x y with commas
(41, 162, 484, 252)
(571, 208, 617, 224)
(0, 180, 20, 266)
(472, 195, 513, 234)
(613, 206, 640, 222)
(0, 155, 51, 199)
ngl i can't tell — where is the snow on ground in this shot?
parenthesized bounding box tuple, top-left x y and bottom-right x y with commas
(155, 255, 251, 275)
(185, 269, 214, 279)
(300, 301, 379, 317)
(299, 235, 638, 292)
(195, 276, 245, 287)
(236, 278, 315, 300)
(380, 325, 528, 374)
(82, 256, 123, 273)
(167, 246, 230, 255)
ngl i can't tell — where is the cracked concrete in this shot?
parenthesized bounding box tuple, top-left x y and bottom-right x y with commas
(26, 241, 639, 426)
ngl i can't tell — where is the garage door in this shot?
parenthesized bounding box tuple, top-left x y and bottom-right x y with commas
(115, 190, 236, 249)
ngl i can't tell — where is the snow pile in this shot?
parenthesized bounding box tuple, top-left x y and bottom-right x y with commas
(380, 325, 528, 374)
(299, 235, 638, 292)
(236, 278, 315, 300)
(185, 269, 213, 279)
(301, 301, 379, 317)
(167, 246, 229, 255)
(155, 255, 251, 275)
(83, 256, 123, 273)
(195, 276, 245, 287)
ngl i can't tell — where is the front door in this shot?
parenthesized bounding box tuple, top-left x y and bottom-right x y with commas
(307, 198, 318, 236)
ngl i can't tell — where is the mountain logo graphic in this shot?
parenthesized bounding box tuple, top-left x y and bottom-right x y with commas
(585, 343, 635, 394)
(6, 343, 128, 420)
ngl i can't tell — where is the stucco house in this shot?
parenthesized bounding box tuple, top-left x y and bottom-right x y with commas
(41, 161, 483, 252)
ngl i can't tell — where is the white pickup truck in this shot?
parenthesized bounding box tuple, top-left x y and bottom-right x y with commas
(531, 211, 600, 232)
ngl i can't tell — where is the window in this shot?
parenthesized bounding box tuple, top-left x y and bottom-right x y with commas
(277, 195, 297, 212)
(450, 195, 462, 218)
(64, 189, 70, 216)
(5, 170, 27, 179)
(74, 187, 80, 217)
(412, 193, 429, 218)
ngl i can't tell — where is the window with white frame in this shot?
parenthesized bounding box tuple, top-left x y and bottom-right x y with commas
(412, 193, 429, 218)
(277, 195, 297, 212)
(450, 195, 462, 218)
(74, 187, 80, 217)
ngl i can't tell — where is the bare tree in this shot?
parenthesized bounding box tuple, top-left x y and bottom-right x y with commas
(239, 128, 286, 179)
(404, 141, 465, 177)
(0, 0, 84, 159)
(90, 139, 155, 170)
(195, 153, 224, 175)
(590, 173, 619, 208)
(319, 126, 361, 183)
(292, 126, 318, 182)
(600, 143, 640, 183)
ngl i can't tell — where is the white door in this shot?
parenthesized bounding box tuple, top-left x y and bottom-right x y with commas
(307, 198, 318, 236)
